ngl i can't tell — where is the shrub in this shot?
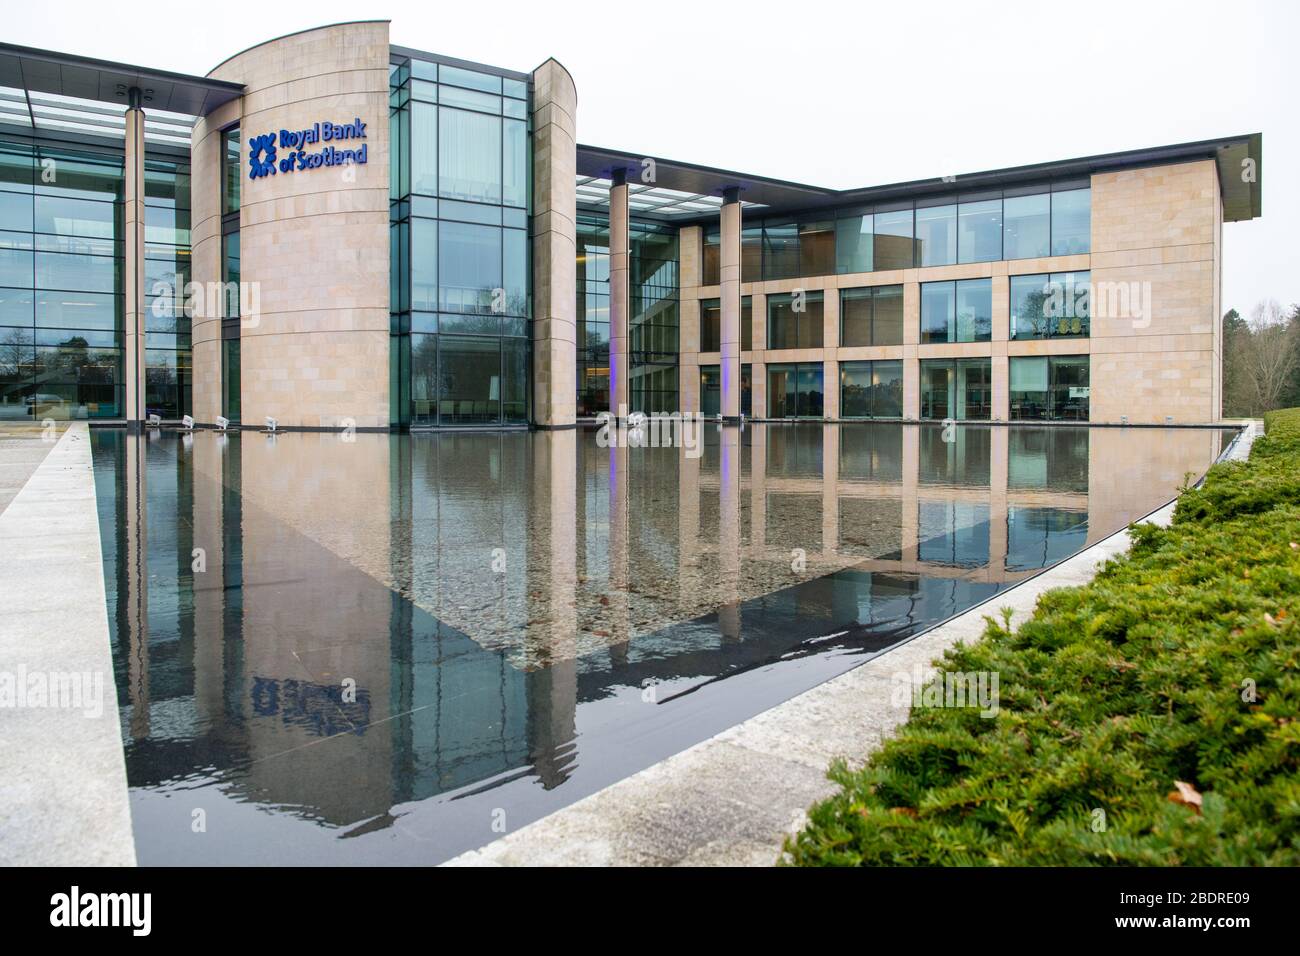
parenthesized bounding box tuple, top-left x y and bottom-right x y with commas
(785, 410, 1300, 866)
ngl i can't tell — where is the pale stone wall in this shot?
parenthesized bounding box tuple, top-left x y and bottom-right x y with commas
(676, 159, 1226, 423)
(194, 21, 392, 429)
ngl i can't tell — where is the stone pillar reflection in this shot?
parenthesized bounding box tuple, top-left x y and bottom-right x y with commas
(902, 424, 920, 564)
(607, 439, 632, 645)
(822, 424, 839, 557)
(718, 424, 742, 639)
(122, 432, 149, 738)
(190, 433, 226, 726)
(989, 425, 1009, 580)
(526, 429, 578, 786)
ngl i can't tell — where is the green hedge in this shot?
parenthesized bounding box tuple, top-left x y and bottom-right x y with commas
(785, 410, 1300, 866)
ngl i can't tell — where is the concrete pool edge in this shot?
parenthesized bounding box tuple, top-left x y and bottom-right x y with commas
(443, 423, 1259, 867)
(0, 422, 135, 866)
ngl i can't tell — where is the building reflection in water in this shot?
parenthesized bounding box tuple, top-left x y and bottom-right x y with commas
(91, 421, 1234, 863)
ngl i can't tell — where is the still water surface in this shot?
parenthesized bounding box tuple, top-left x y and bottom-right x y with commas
(91, 423, 1235, 864)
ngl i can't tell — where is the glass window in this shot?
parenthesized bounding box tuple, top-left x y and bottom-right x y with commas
(920, 358, 991, 420)
(702, 227, 720, 285)
(503, 228, 527, 317)
(799, 220, 834, 277)
(438, 335, 501, 424)
(1051, 188, 1090, 255)
(762, 223, 798, 279)
(411, 101, 437, 195)
(1011, 355, 1089, 420)
(958, 198, 1001, 263)
(920, 281, 955, 344)
(915, 204, 956, 267)
(835, 213, 872, 274)
(840, 360, 902, 418)
(0, 191, 32, 232)
(767, 291, 823, 349)
(873, 209, 914, 270)
(767, 362, 823, 418)
(741, 225, 761, 282)
(742, 296, 752, 351)
(439, 108, 500, 204)
(411, 218, 437, 311)
(34, 196, 116, 240)
(439, 65, 501, 94)
(438, 220, 500, 313)
(840, 284, 903, 347)
(1003, 193, 1049, 259)
(502, 119, 527, 208)
(840, 288, 872, 347)
(1011, 271, 1090, 339)
(955, 278, 992, 342)
(700, 298, 720, 352)
(221, 128, 241, 215)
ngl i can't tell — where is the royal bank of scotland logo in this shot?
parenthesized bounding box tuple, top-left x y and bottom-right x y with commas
(248, 133, 278, 180)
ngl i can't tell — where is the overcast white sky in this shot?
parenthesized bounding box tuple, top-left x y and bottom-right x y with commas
(8, 0, 1295, 314)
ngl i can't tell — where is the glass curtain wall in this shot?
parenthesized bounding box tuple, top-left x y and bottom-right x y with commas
(575, 213, 608, 417)
(699, 296, 751, 352)
(390, 56, 531, 427)
(220, 128, 240, 422)
(629, 219, 678, 413)
(143, 152, 191, 419)
(920, 278, 992, 343)
(0, 139, 124, 420)
(693, 185, 1090, 286)
(840, 284, 903, 347)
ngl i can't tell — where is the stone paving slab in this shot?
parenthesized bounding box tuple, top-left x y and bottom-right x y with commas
(445, 424, 1256, 867)
(0, 422, 135, 866)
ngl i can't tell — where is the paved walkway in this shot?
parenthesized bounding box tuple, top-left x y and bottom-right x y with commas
(0, 421, 65, 517)
(0, 422, 135, 865)
(447, 424, 1257, 867)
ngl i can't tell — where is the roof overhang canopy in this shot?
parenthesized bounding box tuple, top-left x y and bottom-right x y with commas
(579, 134, 1263, 224)
(0, 41, 243, 118)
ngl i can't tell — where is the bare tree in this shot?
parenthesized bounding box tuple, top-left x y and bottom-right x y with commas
(1228, 299, 1300, 416)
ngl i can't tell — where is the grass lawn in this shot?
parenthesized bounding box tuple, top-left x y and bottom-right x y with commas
(785, 410, 1300, 866)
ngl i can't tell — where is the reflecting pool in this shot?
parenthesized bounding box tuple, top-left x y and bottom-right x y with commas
(91, 423, 1235, 864)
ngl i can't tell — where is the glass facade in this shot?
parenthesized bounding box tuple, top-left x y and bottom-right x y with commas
(576, 214, 680, 415)
(1010, 271, 1090, 339)
(767, 362, 823, 418)
(697, 186, 1091, 286)
(144, 153, 192, 419)
(389, 55, 531, 426)
(1010, 355, 1090, 421)
(920, 357, 992, 420)
(840, 360, 903, 418)
(575, 213, 608, 417)
(0, 139, 124, 420)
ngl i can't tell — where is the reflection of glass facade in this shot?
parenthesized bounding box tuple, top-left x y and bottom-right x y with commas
(0, 141, 124, 419)
(389, 55, 531, 427)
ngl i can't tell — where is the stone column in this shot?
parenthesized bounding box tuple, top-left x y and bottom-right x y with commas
(719, 189, 742, 423)
(123, 91, 147, 431)
(991, 272, 1010, 421)
(903, 281, 921, 420)
(609, 170, 630, 417)
(531, 58, 578, 428)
